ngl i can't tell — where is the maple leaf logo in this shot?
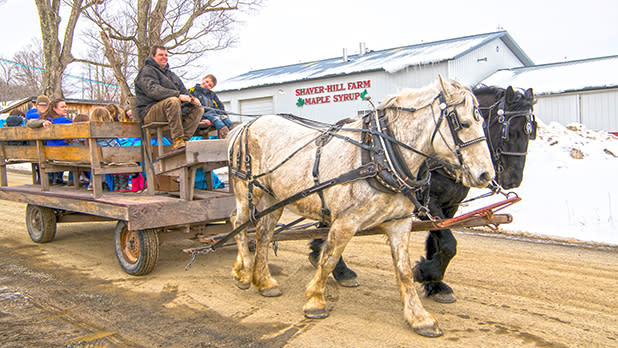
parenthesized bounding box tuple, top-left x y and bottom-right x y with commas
(360, 89, 368, 100)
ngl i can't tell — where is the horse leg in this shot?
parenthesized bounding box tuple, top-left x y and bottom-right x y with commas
(231, 182, 257, 290)
(413, 200, 458, 303)
(385, 220, 442, 337)
(309, 238, 359, 287)
(417, 229, 457, 303)
(303, 220, 355, 319)
(252, 195, 284, 297)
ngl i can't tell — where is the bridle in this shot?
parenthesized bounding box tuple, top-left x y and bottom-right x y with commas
(480, 93, 536, 179)
(429, 93, 487, 169)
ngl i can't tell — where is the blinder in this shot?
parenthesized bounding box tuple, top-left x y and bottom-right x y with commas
(498, 111, 537, 142)
(440, 97, 487, 151)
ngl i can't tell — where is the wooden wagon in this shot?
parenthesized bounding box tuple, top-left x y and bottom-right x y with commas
(0, 121, 234, 275)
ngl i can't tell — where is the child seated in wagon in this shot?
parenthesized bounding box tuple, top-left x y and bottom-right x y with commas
(189, 74, 233, 139)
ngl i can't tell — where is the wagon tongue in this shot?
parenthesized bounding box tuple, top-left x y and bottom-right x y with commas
(437, 195, 521, 229)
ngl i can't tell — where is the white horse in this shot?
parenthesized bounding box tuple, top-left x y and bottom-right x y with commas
(227, 76, 494, 337)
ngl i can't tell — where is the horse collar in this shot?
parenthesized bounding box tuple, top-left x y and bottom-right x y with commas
(361, 108, 430, 211)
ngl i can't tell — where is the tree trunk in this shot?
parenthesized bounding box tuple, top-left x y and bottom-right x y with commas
(35, 0, 89, 99)
(136, 0, 152, 70)
(100, 31, 132, 104)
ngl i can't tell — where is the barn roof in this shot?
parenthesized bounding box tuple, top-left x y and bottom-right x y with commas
(217, 31, 532, 92)
(479, 55, 618, 95)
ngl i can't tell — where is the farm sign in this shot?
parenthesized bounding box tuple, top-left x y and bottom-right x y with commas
(296, 80, 371, 106)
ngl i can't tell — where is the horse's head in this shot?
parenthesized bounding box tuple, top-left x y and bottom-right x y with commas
(384, 76, 494, 188)
(424, 76, 494, 188)
(475, 86, 536, 189)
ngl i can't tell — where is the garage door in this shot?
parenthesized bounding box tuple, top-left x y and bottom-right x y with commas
(239, 97, 273, 122)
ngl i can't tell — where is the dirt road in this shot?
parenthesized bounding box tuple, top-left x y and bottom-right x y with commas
(0, 172, 617, 347)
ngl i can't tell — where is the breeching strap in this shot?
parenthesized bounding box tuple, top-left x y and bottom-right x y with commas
(185, 162, 379, 270)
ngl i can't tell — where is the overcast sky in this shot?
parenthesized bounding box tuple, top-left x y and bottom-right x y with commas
(2, 0, 617, 83)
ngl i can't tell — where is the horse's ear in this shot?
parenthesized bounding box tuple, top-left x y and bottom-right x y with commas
(505, 86, 515, 103)
(438, 74, 451, 99)
(525, 88, 534, 100)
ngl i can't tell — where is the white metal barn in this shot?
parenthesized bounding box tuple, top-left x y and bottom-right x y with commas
(216, 31, 533, 124)
(480, 55, 618, 133)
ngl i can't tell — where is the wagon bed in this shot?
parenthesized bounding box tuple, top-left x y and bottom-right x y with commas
(0, 184, 234, 231)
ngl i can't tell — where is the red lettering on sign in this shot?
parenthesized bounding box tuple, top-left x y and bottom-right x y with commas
(347, 80, 371, 90)
(304, 95, 331, 105)
(333, 92, 362, 103)
(296, 85, 327, 96)
(326, 83, 345, 92)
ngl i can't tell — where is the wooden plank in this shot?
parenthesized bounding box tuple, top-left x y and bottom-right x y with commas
(88, 122, 141, 138)
(2, 145, 39, 162)
(88, 138, 103, 198)
(186, 139, 228, 163)
(0, 122, 141, 141)
(57, 213, 115, 223)
(92, 165, 143, 175)
(45, 146, 90, 162)
(0, 188, 128, 221)
(36, 140, 49, 191)
(100, 146, 143, 163)
(0, 165, 6, 187)
(0, 123, 88, 141)
(143, 130, 156, 196)
(3, 143, 142, 163)
(126, 193, 235, 230)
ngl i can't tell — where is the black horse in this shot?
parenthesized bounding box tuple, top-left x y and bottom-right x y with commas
(309, 85, 537, 299)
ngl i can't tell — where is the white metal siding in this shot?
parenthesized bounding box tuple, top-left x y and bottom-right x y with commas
(535, 94, 580, 125)
(450, 39, 524, 86)
(239, 97, 273, 122)
(534, 89, 618, 132)
(581, 90, 618, 131)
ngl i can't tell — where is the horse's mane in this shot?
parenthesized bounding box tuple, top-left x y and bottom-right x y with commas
(473, 85, 534, 111)
(473, 85, 505, 100)
(379, 78, 473, 111)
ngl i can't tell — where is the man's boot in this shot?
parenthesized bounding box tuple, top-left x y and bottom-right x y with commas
(172, 137, 186, 150)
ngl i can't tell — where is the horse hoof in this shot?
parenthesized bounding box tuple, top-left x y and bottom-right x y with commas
(260, 286, 282, 297)
(336, 277, 360, 287)
(430, 292, 456, 303)
(308, 254, 319, 268)
(414, 325, 443, 338)
(304, 308, 329, 319)
(233, 277, 251, 290)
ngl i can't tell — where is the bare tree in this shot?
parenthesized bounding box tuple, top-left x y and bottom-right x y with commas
(34, 0, 102, 98)
(0, 43, 45, 103)
(81, 53, 121, 100)
(84, 0, 261, 105)
(12, 42, 45, 95)
(0, 58, 17, 103)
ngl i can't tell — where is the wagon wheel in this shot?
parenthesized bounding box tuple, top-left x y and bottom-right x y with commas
(25, 204, 57, 243)
(114, 221, 159, 276)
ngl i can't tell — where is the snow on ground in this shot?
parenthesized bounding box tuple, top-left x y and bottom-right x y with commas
(461, 119, 618, 245)
(7, 119, 618, 246)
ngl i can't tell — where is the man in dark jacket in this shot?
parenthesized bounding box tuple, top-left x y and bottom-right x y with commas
(134, 45, 203, 150)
